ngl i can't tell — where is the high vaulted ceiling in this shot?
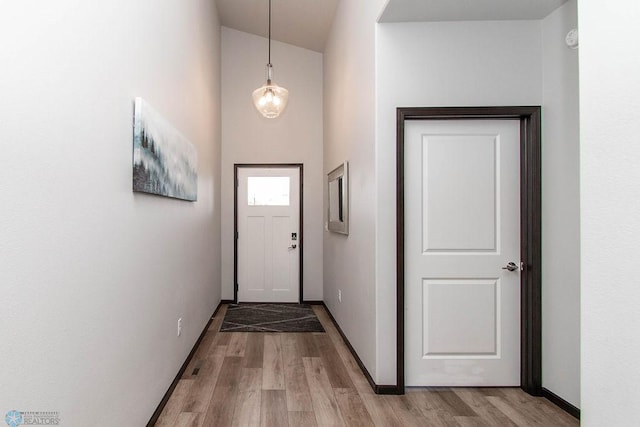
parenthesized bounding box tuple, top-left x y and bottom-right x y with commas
(217, 0, 568, 53)
(216, 0, 339, 53)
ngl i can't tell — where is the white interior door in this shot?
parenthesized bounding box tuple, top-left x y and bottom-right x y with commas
(405, 119, 521, 386)
(237, 167, 300, 303)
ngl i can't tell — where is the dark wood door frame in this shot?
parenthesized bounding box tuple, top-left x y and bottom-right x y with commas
(234, 163, 304, 304)
(396, 106, 542, 395)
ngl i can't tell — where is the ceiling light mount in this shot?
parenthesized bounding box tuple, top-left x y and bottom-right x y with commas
(252, 0, 289, 119)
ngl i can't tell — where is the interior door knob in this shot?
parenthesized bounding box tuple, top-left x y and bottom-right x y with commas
(502, 262, 519, 272)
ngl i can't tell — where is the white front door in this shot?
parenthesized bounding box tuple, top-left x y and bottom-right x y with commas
(237, 167, 300, 303)
(405, 119, 521, 386)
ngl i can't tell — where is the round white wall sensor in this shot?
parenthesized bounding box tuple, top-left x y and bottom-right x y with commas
(566, 29, 579, 49)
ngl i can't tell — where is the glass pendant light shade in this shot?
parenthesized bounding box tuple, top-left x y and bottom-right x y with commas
(253, 0, 289, 119)
(252, 65, 289, 119)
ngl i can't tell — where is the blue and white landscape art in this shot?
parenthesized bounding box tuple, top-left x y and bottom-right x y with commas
(133, 98, 197, 201)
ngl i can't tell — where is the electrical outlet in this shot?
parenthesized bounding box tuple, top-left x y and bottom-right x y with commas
(338, 290, 342, 303)
(177, 318, 182, 337)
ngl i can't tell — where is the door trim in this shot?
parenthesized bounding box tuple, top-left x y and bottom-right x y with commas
(396, 107, 542, 395)
(234, 163, 304, 304)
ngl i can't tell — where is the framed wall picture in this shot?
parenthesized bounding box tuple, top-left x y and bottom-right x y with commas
(327, 161, 349, 235)
(132, 97, 198, 201)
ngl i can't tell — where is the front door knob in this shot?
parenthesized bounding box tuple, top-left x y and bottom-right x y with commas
(502, 262, 519, 272)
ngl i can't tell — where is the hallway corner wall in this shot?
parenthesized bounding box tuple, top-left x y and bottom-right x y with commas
(323, 0, 387, 382)
(541, 0, 581, 408)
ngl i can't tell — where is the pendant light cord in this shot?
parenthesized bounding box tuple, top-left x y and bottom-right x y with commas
(268, 0, 272, 66)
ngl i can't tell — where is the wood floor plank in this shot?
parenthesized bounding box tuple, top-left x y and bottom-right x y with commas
(477, 387, 505, 397)
(311, 307, 373, 396)
(331, 344, 374, 397)
(174, 412, 201, 427)
(215, 331, 232, 346)
(485, 395, 538, 426)
(209, 305, 227, 331)
(211, 344, 228, 358)
(436, 390, 478, 417)
(358, 394, 404, 427)
(239, 367, 263, 392)
(502, 388, 577, 426)
(452, 388, 517, 426)
(194, 331, 216, 357)
(182, 330, 216, 379)
(181, 354, 225, 413)
(311, 307, 343, 343)
(493, 388, 578, 426)
(244, 332, 265, 368)
(288, 411, 318, 427)
(201, 356, 243, 426)
(334, 388, 375, 427)
(263, 334, 285, 390)
(303, 357, 345, 426)
(404, 389, 459, 427)
(537, 401, 579, 426)
(384, 395, 427, 427)
(297, 332, 320, 357)
(226, 332, 248, 357)
(313, 334, 354, 389)
(231, 390, 261, 426)
(209, 332, 232, 353)
(261, 390, 289, 427)
(282, 333, 314, 412)
(156, 379, 194, 427)
(453, 416, 491, 427)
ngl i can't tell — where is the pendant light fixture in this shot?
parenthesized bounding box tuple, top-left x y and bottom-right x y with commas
(252, 0, 289, 118)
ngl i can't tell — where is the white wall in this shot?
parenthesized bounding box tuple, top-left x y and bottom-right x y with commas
(323, 0, 387, 380)
(580, 2, 640, 424)
(376, 19, 543, 384)
(327, 2, 581, 400)
(0, 2, 221, 425)
(220, 27, 324, 301)
(541, 0, 581, 408)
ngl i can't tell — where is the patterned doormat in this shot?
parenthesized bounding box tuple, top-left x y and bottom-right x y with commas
(220, 304, 325, 332)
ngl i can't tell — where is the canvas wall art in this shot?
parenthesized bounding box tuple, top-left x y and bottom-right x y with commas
(132, 97, 197, 201)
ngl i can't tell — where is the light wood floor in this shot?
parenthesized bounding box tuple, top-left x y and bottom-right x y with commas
(155, 305, 578, 426)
